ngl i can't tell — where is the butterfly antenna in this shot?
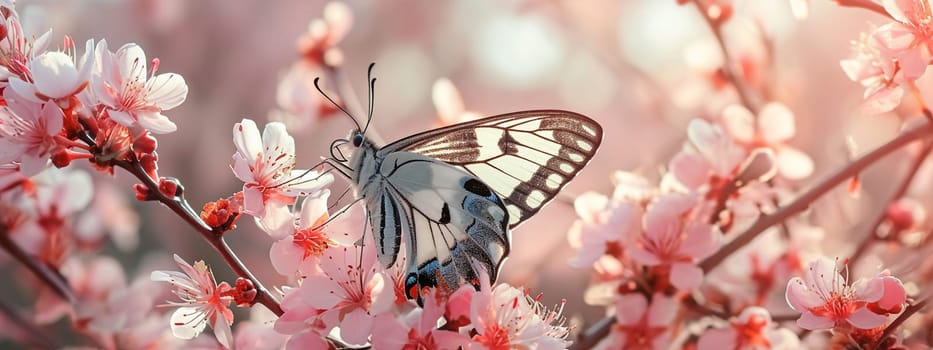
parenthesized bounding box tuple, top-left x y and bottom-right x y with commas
(329, 138, 349, 162)
(362, 62, 376, 135)
(314, 77, 363, 132)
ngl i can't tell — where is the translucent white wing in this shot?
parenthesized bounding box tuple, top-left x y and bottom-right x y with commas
(379, 110, 602, 228)
(370, 151, 510, 300)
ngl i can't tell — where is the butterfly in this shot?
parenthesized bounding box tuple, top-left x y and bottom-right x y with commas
(321, 68, 602, 303)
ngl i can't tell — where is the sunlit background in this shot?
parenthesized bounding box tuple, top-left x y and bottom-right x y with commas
(9, 0, 924, 335)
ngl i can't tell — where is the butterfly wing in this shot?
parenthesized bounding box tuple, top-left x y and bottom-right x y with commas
(373, 151, 511, 300)
(379, 110, 603, 228)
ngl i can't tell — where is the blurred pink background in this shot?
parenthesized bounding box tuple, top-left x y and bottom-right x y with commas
(18, 0, 925, 327)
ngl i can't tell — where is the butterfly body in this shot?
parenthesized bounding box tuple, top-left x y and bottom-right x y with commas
(341, 110, 602, 301)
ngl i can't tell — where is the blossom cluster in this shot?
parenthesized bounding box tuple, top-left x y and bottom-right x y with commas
(1, 0, 933, 349)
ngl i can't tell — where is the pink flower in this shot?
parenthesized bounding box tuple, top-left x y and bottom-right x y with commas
(293, 245, 394, 346)
(297, 1, 353, 65)
(91, 41, 188, 134)
(0, 15, 52, 85)
(599, 293, 677, 350)
(274, 287, 330, 350)
(8, 39, 94, 106)
(0, 92, 66, 176)
(567, 191, 642, 268)
(150, 255, 235, 349)
(627, 193, 721, 290)
(231, 118, 333, 239)
(270, 190, 355, 277)
(668, 119, 750, 191)
(371, 291, 470, 350)
(841, 31, 905, 114)
(467, 282, 571, 350)
(721, 103, 813, 180)
(785, 256, 907, 331)
(697, 307, 800, 350)
(874, 0, 933, 80)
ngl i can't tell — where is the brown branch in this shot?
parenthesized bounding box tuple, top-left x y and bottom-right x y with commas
(0, 298, 57, 349)
(0, 228, 75, 304)
(113, 156, 283, 316)
(876, 297, 929, 348)
(699, 120, 933, 273)
(849, 138, 933, 266)
(569, 315, 615, 350)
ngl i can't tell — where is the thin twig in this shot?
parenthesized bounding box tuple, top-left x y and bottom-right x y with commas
(569, 315, 615, 350)
(693, 0, 758, 112)
(849, 139, 933, 266)
(876, 297, 929, 348)
(0, 298, 57, 349)
(0, 228, 75, 303)
(699, 120, 933, 273)
(113, 156, 283, 316)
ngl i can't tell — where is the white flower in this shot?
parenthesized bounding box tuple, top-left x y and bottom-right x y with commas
(92, 41, 188, 134)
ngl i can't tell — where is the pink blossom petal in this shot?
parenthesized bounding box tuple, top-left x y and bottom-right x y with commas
(135, 110, 178, 134)
(785, 277, 824, 311)
(670, 262, 704, 290)
(107, 110, 136, 129)
(433, 78, 465, 123)
(721, 104, 756, 143)
(284, 332, 329, 350)
(261, 122, 295, 155)
(647, 293, 678, 326)
(796, 312, 834, 330)
(256, 200, 294, 239)
(614, 294, 647, 325)
(758, 102, 795, 143)
(697, 328, 736, 350)
(339, 309, 374, 345)
(874, 22, 916, 51)
(574, 192, 608, 224)
(242, 186, 265, 216)
(231, 154, 256, 183)
(233, 119, 263, 165)
(30, 52, 80, 99)
(882, 0, 913, 23)
(670, 152, 710, 190)
(212, 313, 234, 349)
(274, 305, 316, 334)
(854, 277, 884, 303)
(861, 84, 903, 115)
(146, 73, 188, 110)
(775, 147, 814, 180)
(877, 276, 906, 311)
(7, 77, 41, 103)
(678, 222, 719, 259)
(896, 47, 931, 80)
(270, 237, 302, 276)
(300, 275, 344, 309)
(848, 307, 888, 329)
(626, 246, 662, 266)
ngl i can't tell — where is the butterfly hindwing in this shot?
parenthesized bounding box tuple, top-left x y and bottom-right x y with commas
(374, 151, 510, 298)
(380, 110, 602, 228)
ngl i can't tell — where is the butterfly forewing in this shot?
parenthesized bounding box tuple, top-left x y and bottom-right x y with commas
(381, 110, 602, 228)
(351, 109, 601, 302)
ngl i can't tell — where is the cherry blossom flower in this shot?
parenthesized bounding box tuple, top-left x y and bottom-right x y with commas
(371, 290, 470, 350)
(697, 307, 800, 350)
(785, 256, 907, 331)
(298, 1, 353, 65)
(231, 118, 333, 239)
(270, 190, 334, 277)
(668, 119, 751, 191)
(0, 91, 66, 176)
(8, 38, 94, 107)
(874, 0, 933, 80)
(91, 41, 188, 134)
(567, 191, 642, 268)
(0, 15, 52, 85)
(150, 255, 235, 349)
(841, 31, 905, 114)
(467, 282, 571, 350)
(274, 286, 330, 350)
(292, 245, 394, 346)
(627, 193, 721, 290)
(721, 103, 814, 180)
(597, 293, 677, 350)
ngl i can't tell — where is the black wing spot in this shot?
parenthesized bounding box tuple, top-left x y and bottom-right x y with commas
(439, 203, 451, 224)
(464, 178, 492, 197)
(498, 132, 519, 154)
